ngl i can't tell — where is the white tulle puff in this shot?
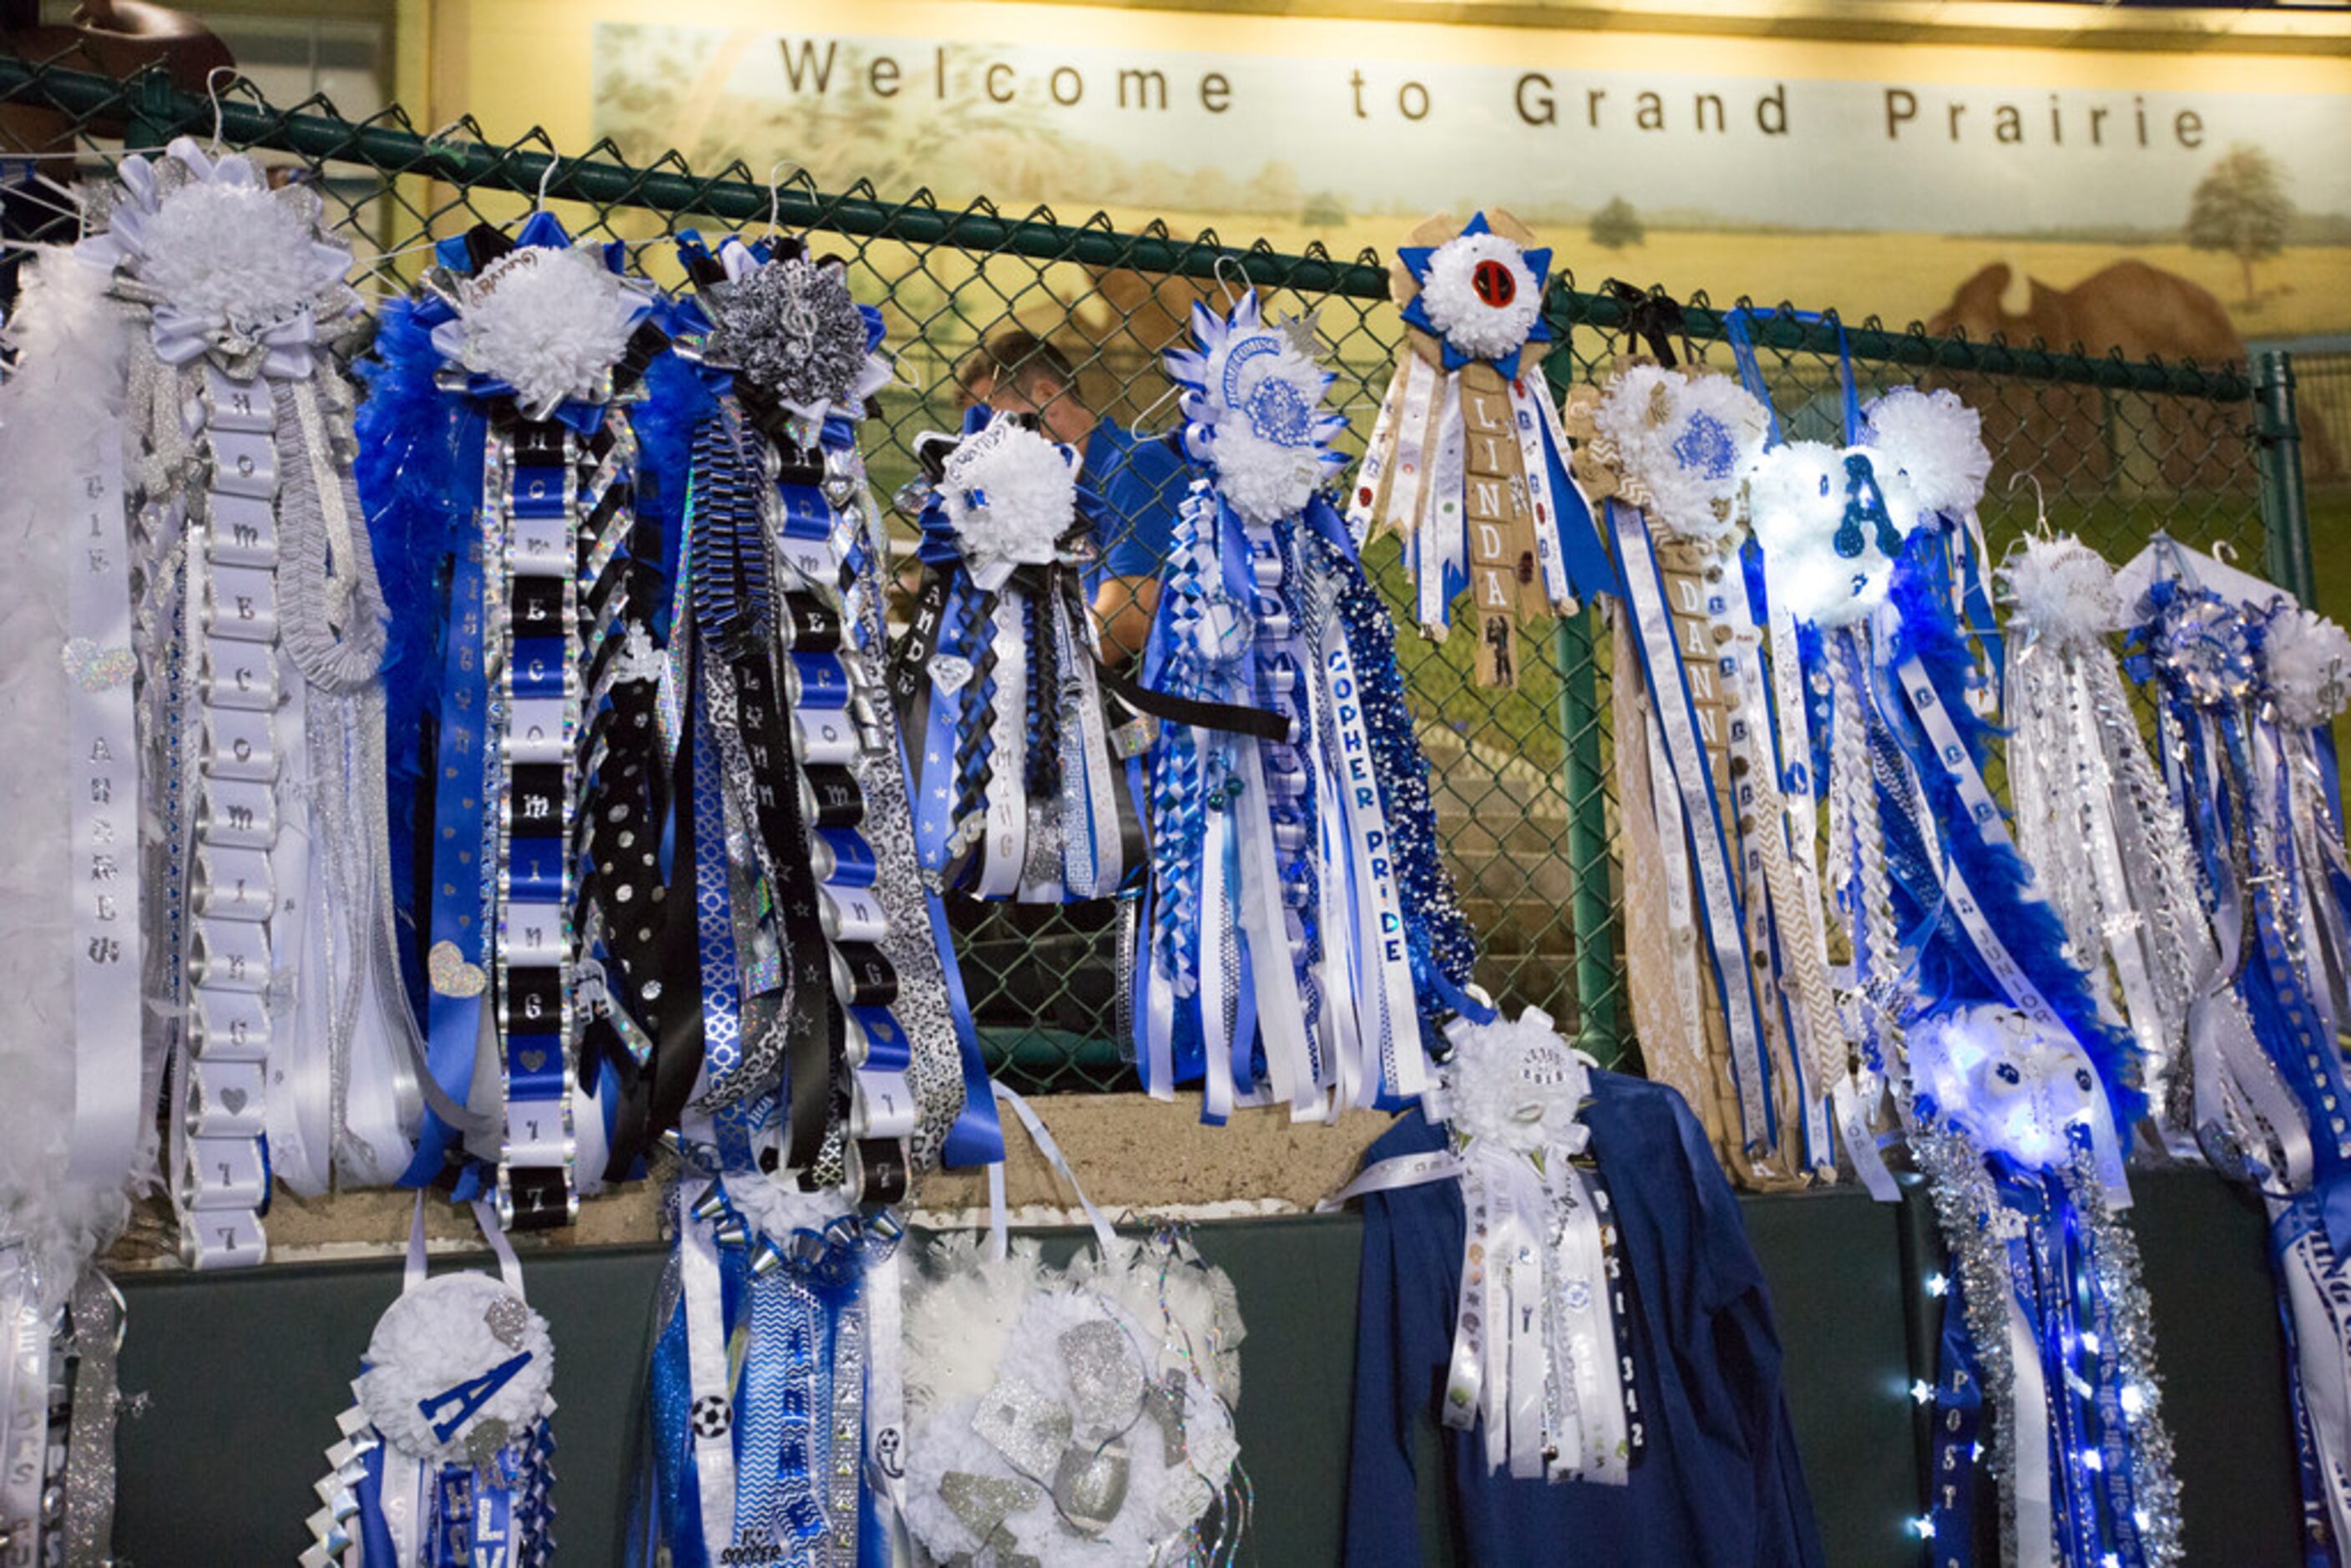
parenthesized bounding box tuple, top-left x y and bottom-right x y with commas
(451, 245, 644, 418)
(2263, 606, 2351, 729)
(1749, 441, 1913, 628)
(1416, 231, 1542, 361)
(1862, 387, 1991, 519)
(902, 1231, 1243, 1566)
(356, 1272, 554, 1464)
(943, 417, 1080, 575)
(2001, 534, 2123, 648)
(1595, 365, 1769, 544)
(1442, 1007, 1592, 1155)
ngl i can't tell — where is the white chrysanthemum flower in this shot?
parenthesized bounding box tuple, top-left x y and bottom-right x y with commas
(943, 417, 1080, 574)
(1417, 231, 1542, 362)
(1443, 1008, 1590, 1155)
(356, 1272, 554, 1464)
(2263, 605, 2351, 728)
(1863, 387, 1992, 518)
(139, 179, 324, 331)
(1595, 365, 1770, 544)
(454, 245, 642, 418)
(2000, 534, 2121, 648)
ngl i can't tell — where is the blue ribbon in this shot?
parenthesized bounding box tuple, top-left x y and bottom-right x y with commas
(1723, 307, 1860, 448)
(1926, 1272, 1983, 1568)
(406, 533, 493, 1186)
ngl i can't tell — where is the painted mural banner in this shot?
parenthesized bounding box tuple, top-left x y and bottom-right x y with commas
(588, 9, 2351, 352)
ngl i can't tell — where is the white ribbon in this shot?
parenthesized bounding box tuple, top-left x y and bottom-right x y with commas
(1319, 630, 1428, 1107)
(975, 594, 1029, 899)
(2006, 1287, 2058, 1568)
(1198, 820, 1237, 1125)
(983, 1082, 1119, 1259)
(1419, 377, 1468, 639)
(0, 1247, 48, 1568)
(681, 1198, 738, 1553)
(1231, 740, 1317, 1118)
(1383, 352, 1438, 552)
(63, 398, 145, 1187)
(1343, 357, 1408, 547)
(1507, 378, 1573, 614)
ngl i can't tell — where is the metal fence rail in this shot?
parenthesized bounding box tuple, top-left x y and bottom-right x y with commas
(0, 55, 2282, 1093)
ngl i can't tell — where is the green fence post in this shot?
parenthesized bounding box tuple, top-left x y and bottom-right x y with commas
(1555, 611, 1619, 1059)
(2257, 348, 2320, 611)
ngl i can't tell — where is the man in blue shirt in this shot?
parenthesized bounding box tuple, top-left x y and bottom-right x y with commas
(953, 332, 1187, 666)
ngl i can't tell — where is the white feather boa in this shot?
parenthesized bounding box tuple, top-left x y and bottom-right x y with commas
(0, 247, 140, 1310)
(902, 1231, 1243, 1565)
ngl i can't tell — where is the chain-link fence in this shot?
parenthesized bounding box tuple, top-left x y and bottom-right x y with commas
(0, 53, 2286, 1094)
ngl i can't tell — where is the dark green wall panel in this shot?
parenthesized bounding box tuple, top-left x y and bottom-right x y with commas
(106, 1173, 2293, 1566)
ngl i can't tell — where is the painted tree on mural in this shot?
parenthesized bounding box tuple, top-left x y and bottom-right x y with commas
(2186, 144, 2293, 311)
(1588, 195, 1645, 251)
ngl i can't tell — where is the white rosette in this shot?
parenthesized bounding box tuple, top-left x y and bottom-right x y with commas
(433, 242, 648, 419)
(356, 1272, 555, 1466)
(1416, 230, 1543, 362)
(1595, 364, 1771, 545)
(939, 416, 1083, 592)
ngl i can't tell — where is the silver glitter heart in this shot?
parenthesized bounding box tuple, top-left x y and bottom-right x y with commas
(483, 1294, 530, 1351)
(219, 1086, 248, 1115)
(1058, 1320, 1143, 1429)
(427, 940, 487, 998)
(60, 637, 134, 692)
(972, 1377, 1070, 1479)
(1050, 1437, 1130, 1535)
(519, 1047, 549, 1074)
(464, 1416, 511, 1470)
(930, 655, 973, 694)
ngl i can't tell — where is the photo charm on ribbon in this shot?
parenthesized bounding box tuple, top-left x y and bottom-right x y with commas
(1347, 210, 1616, 687)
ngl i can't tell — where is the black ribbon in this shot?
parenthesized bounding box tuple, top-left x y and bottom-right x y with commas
(1605, 280, 1686, 369)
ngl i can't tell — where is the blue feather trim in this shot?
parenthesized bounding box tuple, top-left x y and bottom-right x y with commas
(355, 296, 482, 1009)
(1886, 551, 2148, 1130)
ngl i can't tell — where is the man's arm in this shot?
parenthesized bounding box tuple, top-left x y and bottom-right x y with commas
(1092, 574, 1159, 667)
